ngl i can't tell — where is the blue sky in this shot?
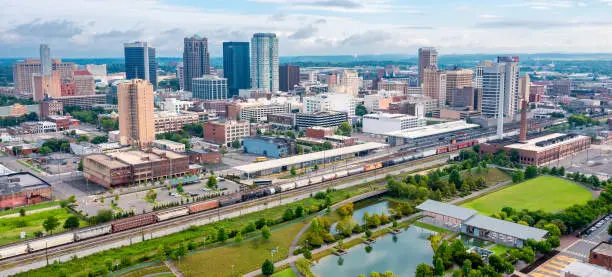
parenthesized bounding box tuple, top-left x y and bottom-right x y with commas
(1, 0, 612, 58)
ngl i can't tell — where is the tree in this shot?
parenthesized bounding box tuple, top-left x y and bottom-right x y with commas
(173, 242, 188, 260)
(145, 189, 157, 203)
(512, 170, 525, 183)
(525, 165, 539, 179)
(290, 166, 297, 176)
(336, 122, 353, 136)
(261, 225, 271, 240)
(77, 160, 83, 171)
(608, 223, 612, 236)
(415, 263, 434, 277)
(462, 260, 472, 276)
(19, 208, 25, 217)
(303, 248, 312, 259)
(63, 215, 80, 230)
(231, 139, 241, 149)
(355, 105, 368, 116)
(234, 232, 243, 243)
(261, 259, 275, 277)
(434, 257, 445, 275)
(12, 146, 22, 156)
(283, 208, 294, 221)
(449, 169, 463, 187)
(509, 149, 520, 163)
(43, 216, 60, 234)
(90, 136, 108, 144)
(77, 135, 89, 142)
(294, 205, 304, 218)
(207, 175, 218, 188)
(217, 228, 228, 242)
(38, 146, 53, 155)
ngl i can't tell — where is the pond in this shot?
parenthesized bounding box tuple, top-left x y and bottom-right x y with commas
(311, 226, 436, 277)
(330, 198, 394, 234)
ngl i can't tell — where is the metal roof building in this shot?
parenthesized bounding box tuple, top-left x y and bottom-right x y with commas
(233, 142, 387, 178)
(462, 214, 549, 241)
(416, 200, 477, 221)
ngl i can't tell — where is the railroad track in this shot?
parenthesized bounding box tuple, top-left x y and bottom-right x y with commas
(0, 150, 457, 273)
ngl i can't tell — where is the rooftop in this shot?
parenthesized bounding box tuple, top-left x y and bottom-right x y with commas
(416, 199, 478, 221)
(153, 139, 186, 147)
(385, 120, 480, 139)
(561, 261, 610, 277)
(591, 242, 612, 256)
(233, 142, 387, 174)
(108, 149, 186, 165)
(74, 70, 91, 76)
(86, 154, 130, 169)
(363, 113, 420, 120)
(0, 173, 51, 195)
(463, 214, 548, 241)
(505, 133, 590, 152)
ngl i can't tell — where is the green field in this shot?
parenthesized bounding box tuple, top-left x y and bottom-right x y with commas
(179, 222, 306, 277)
(272, 268, 298, 277)
(462, 175, 592, 215)
(488, 244, 511, 256)
(0, 201, 59, 217)
(0, 207, 88, 245)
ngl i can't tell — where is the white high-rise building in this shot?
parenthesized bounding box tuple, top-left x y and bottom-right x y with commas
(250, 33, 279, 92)
(481, 58, 520, 138)
(40, 44, 51, 76)
(176, 62, 184, 91)
(192, 75, 228, 100)
(303, 93, 359, 117)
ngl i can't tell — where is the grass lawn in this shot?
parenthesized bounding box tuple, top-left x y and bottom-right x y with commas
(463, 168, 511, 185)
(412, 221, 453, 235)
(272, 268, 298, 277)
(488, 244, 511, 256)
(0, 201, 60, 217)
(462, 175, 592, 215)
(179, 222, 306, 277)
(0, 207, 87, 245)
(115, 262, 172, 277)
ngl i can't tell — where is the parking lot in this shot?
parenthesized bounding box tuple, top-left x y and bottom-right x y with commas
(555, 142, 612, 180)
(563, 216, 611, 260)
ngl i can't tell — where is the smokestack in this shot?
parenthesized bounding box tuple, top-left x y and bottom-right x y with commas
(519, 100, 528, 143)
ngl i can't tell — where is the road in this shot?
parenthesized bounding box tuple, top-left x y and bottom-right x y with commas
(562, 218, 611, 260)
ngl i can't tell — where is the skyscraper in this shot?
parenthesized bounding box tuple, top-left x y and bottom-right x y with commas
(250, 33, 279, 92)
(176, 62, 184, 91)
(340, 69, 360, 96)
(192, 75, 228, 100)
(124, 42, 157, 88)
(481, 57, 520, 138)
(183, 36, 210, 92)
(39, 44, 51, 76)
(279, 65, 300, 92)
(223, 42, 250, 97)
(418, 47, 438, 86)
(445, 69, 473, 105)
(118, 79, 155, 147)
(422, 66, 447, 107)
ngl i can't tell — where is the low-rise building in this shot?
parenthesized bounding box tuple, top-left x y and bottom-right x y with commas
(202, 120, 250, 146)
(561, 261, 610, 277)
(239, 104, 290, 122)
(186, 150, 222, 164)
(295, 111, 348, 129)
(306, 126, 335, 139)
(242, 136, 295, 158)
(154, 111, 199, 134)
(362, 113, 425, 135)
(40, 100, 63, 119)
(51, 94, 106, 109)
(152, 139, 186, 152)
(20, 121, 57, 134)
(589, 242, 612, 270)
(0, 172, 52, 209)
(268, 113, 295, 129)
(83, 148, 190, 188)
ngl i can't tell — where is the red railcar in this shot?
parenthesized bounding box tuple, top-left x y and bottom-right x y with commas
(188, 200, 219, 213)
(363, 162, 383, 172)
(111, 214, 157, 233)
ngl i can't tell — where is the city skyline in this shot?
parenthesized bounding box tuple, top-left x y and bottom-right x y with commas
(2, 0, 612, 58)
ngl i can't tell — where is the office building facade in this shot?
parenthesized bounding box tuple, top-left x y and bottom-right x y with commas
(422, 67, 447, 107)
(446, 69, 473, 105)
(223, 42, 250, 97)
(192, 75, 228, 100)
(118, 79, 155, 147)
(418, 47, 438, 85)
(250, 33, 279, 92)
(124, 42, 157, 88)
(279, 65, 300, 92)
(183, 36, 210, 92)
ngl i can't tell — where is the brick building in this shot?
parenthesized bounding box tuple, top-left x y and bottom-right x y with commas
(589, 242, 612, 270)
(40, 100, 63, 119)
(0, 172, 52, 209)
(203, 120, 250, 146)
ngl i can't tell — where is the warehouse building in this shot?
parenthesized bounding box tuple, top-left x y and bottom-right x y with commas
(242, 136, 295, 158)
(385, 120, 480, 148)
(233, 142, 386, 178)
(0, 172, 52, 209)
(362, 113, 425, 135)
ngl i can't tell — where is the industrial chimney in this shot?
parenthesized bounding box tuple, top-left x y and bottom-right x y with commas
(519, 100, 528, 143)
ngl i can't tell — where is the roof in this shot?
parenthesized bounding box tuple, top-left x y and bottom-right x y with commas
(591, 242, 612, 256)
(505, 133, 590, 152)
(73, 70, 91, 76)
(0, 172, 51, 196)
(363, 113, 420, 120)
(385, 120, 479, 139)
(416, 200, 477, 221)
(561, 261, 610, 277)
(233, 142, 387, 174)
(463, 214, 548, 241)
(85, 154, 129, 169)
(108, 149, 186, 165)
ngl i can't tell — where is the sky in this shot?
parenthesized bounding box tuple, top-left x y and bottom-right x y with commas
(1, 0, 612, 58)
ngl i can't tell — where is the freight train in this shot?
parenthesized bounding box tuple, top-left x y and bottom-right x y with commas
(0, 141, 477, 260)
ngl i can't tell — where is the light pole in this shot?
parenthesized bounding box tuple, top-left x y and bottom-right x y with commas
(232, 264, 235, 277)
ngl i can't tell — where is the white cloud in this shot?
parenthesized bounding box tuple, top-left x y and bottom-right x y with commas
(479, 14, 503, 19)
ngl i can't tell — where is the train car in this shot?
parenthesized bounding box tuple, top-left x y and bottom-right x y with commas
(219, 195, 241, 207)
(28, 233, 75, 252)
(75, 224, 112, 241)
(278, 182, 296, 192)
(363, 162, 383, 172)
(310, 176, 323, 185)
(188, 200, 219, 213)
(111, 213, 157, 233)
(265, 187, 276, 196)
(295, 179, 310, 188)
(348, 167, 364, 175)
(155, 207, 190, 222)
(335, 170, 348, 178)
(322, 173, 337, 182)
(253, 180, 272, 186)
(423, 149, 436, 157)
(242, 188, 266, 201)
(0, 243, 29, 259)
(382, 160, 394, 167)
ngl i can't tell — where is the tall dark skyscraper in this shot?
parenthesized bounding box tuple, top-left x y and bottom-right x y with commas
(223, 42, 250, 97)
(183, 36, 210, 92)
(279, 65, 300, 92)
(124, 41, 157, 88)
